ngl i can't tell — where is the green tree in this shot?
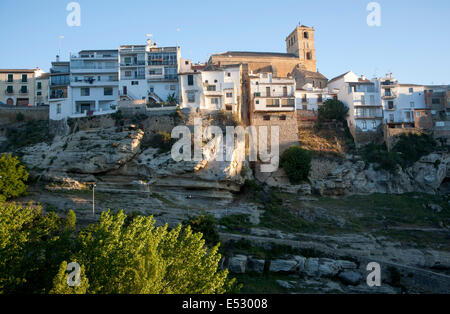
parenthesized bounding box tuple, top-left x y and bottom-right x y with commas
(74, 210, 234, 294)
(183, 214, 220, 247)
(318, 99, 349, 123)
(393, 133, 437, 166)
(280, 146, 312, 184)
(0, 153, 29, 201)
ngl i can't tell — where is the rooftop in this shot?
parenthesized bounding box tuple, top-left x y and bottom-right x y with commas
(212, 51, 298, 59)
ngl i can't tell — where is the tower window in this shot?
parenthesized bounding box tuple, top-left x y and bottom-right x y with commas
(306, 52, 312, 60)
(304, 32, 309, 39)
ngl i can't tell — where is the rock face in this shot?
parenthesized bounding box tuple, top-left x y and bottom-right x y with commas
(309, 153, 450, 196)
(229, 255, 248, 274)
(338, 271, 363, 286)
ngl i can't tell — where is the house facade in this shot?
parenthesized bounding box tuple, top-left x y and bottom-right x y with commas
(0, 68, 46, 106)
(328, 71, 383, 145)
(178, 64, 242, 115)
(69, 50, 119, 118)
(249, 73, 298, 152)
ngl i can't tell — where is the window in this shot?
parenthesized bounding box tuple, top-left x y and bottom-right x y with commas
(283, 86, 288, 96)
(255, 100, 259, 104)
(214, 80, 218, 83)
(125, 71, 132, 77)
(187, 92, 195, 103)
(226, 92, 233, 98)
(21, 86, 28, 93)
(104, 87, 113, 96)
(37, 82, 42, 90)
(266, 87, 271, 96)
(6, 86, 13, 93)
(210, 98, 219, 105)
(409, 88, 414, 93)
(361, 95, 365, 105)
(81, 88, 90, 96)
(280, 115, 287, 121)
(388, 101, 394, 109)
(362, 121, 367, 130)
(226, 105, 233, 111)
(306, 52, 312, 60)
(22, 74, 27, 83)
(372, 121, 377, 129)
(370, 95, 375, 105)
(267, 99, 280, 107)
(131, 81, 139, 85)
(304, 32, 309, 39)
(207, 85, 216, 91)
(37, 91, 42, 96)
(416, 112, 421, 117)
(410, 101, 415, 108)
(57, 104, 61, 114)
(187, 75, 194, 86)
(318, 94, 323, 103)
(432, 98, 441, 105)
(7, 74, 13, 82)
(227, 73, 231, 77)
(263, 115, 270, 121)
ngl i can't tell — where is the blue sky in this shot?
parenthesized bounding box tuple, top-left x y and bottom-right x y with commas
(0, 0, 449, 84)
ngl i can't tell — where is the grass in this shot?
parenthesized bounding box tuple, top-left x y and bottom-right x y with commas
(298, 127, 352, 157)
(218, 214, 253, 233)
(234, 273, 293, 294)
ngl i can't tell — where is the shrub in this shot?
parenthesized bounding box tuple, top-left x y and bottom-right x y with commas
(318, 99, 349, 123)
(0, 153, 29, 201)
(361, 143, 403, 172)
(392, 133, 437, 166)
(183, 214, 220, 247)
(150, 131, 175, 153)
(16, 113, 25, 122)
(280, 146, 311, 184)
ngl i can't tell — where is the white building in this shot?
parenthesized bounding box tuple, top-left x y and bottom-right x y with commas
(249, 72, 296, 113)
(378, 74, 426, 127)
(327, 71, 383, 143)
(119, 44, 147, 102)
(49, 57, 72, 120)
(69, 49, 119, 117)
(295, 83, 336, 114)
(178, 64, 242, 114)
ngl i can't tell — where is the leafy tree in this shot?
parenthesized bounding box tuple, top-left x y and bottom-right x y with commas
(183, 214, 220, 247)
(150, 131, 175, 153)
(0, 153, 29, 201)
(73, 211, 233, 294)
(393, 133, 437, 166)
(280, 146, 312, 184)
(318, 99, 349, 123)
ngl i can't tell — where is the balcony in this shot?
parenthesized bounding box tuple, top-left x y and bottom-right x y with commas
(380, 81, 398, 88)
(121, 76, 145, 80)
(120, 61, 146, 67)
(382, 91, 397, 100)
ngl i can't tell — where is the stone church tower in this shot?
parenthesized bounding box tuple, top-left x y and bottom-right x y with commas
(286, 25, 317, 72)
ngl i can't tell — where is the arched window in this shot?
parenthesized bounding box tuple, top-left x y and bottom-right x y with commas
(6, 98, 14, 106)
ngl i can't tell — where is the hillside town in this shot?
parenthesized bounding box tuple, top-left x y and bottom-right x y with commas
(1, 24, 448, 148)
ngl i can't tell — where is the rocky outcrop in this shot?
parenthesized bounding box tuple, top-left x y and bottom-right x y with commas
(309, 153, 450, 196)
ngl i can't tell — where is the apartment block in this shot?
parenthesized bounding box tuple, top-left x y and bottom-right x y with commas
(295, 83, 336, 121)
(0, 68, 46, 107)
(328, 71, 383, 145)
(49, 57, 72, 120)
(425, 85, 450, 141)
(249, 73, 298, 152)
(178, 63, 242, 116)
(70, 49, 119, 117)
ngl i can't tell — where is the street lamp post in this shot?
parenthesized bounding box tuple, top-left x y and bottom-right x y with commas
(90, 183, 97, 217)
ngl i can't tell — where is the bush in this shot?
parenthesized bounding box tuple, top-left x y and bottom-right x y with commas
(16, 113, 25, 122)
(149, 131, 175, 153)
(0, 153, 29, 201)
(318, 99, 349, 123)
(361, 143, 403, 172)
(393, 133, 437, 166)
(183, 214, 220, 247)
(280, 146, 311, 184)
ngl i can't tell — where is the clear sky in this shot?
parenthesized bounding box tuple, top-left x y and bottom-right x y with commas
(0, 0, 449, 85)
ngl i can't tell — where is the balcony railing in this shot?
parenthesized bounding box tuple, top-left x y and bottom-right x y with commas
(382, 91, 397, 100)
(120, 61, 146, 67)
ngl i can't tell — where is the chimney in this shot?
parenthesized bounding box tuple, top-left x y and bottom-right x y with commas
(361, 75, 365, 80)
(56, 55, 60, 62)
(147, 38, 152, 47)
